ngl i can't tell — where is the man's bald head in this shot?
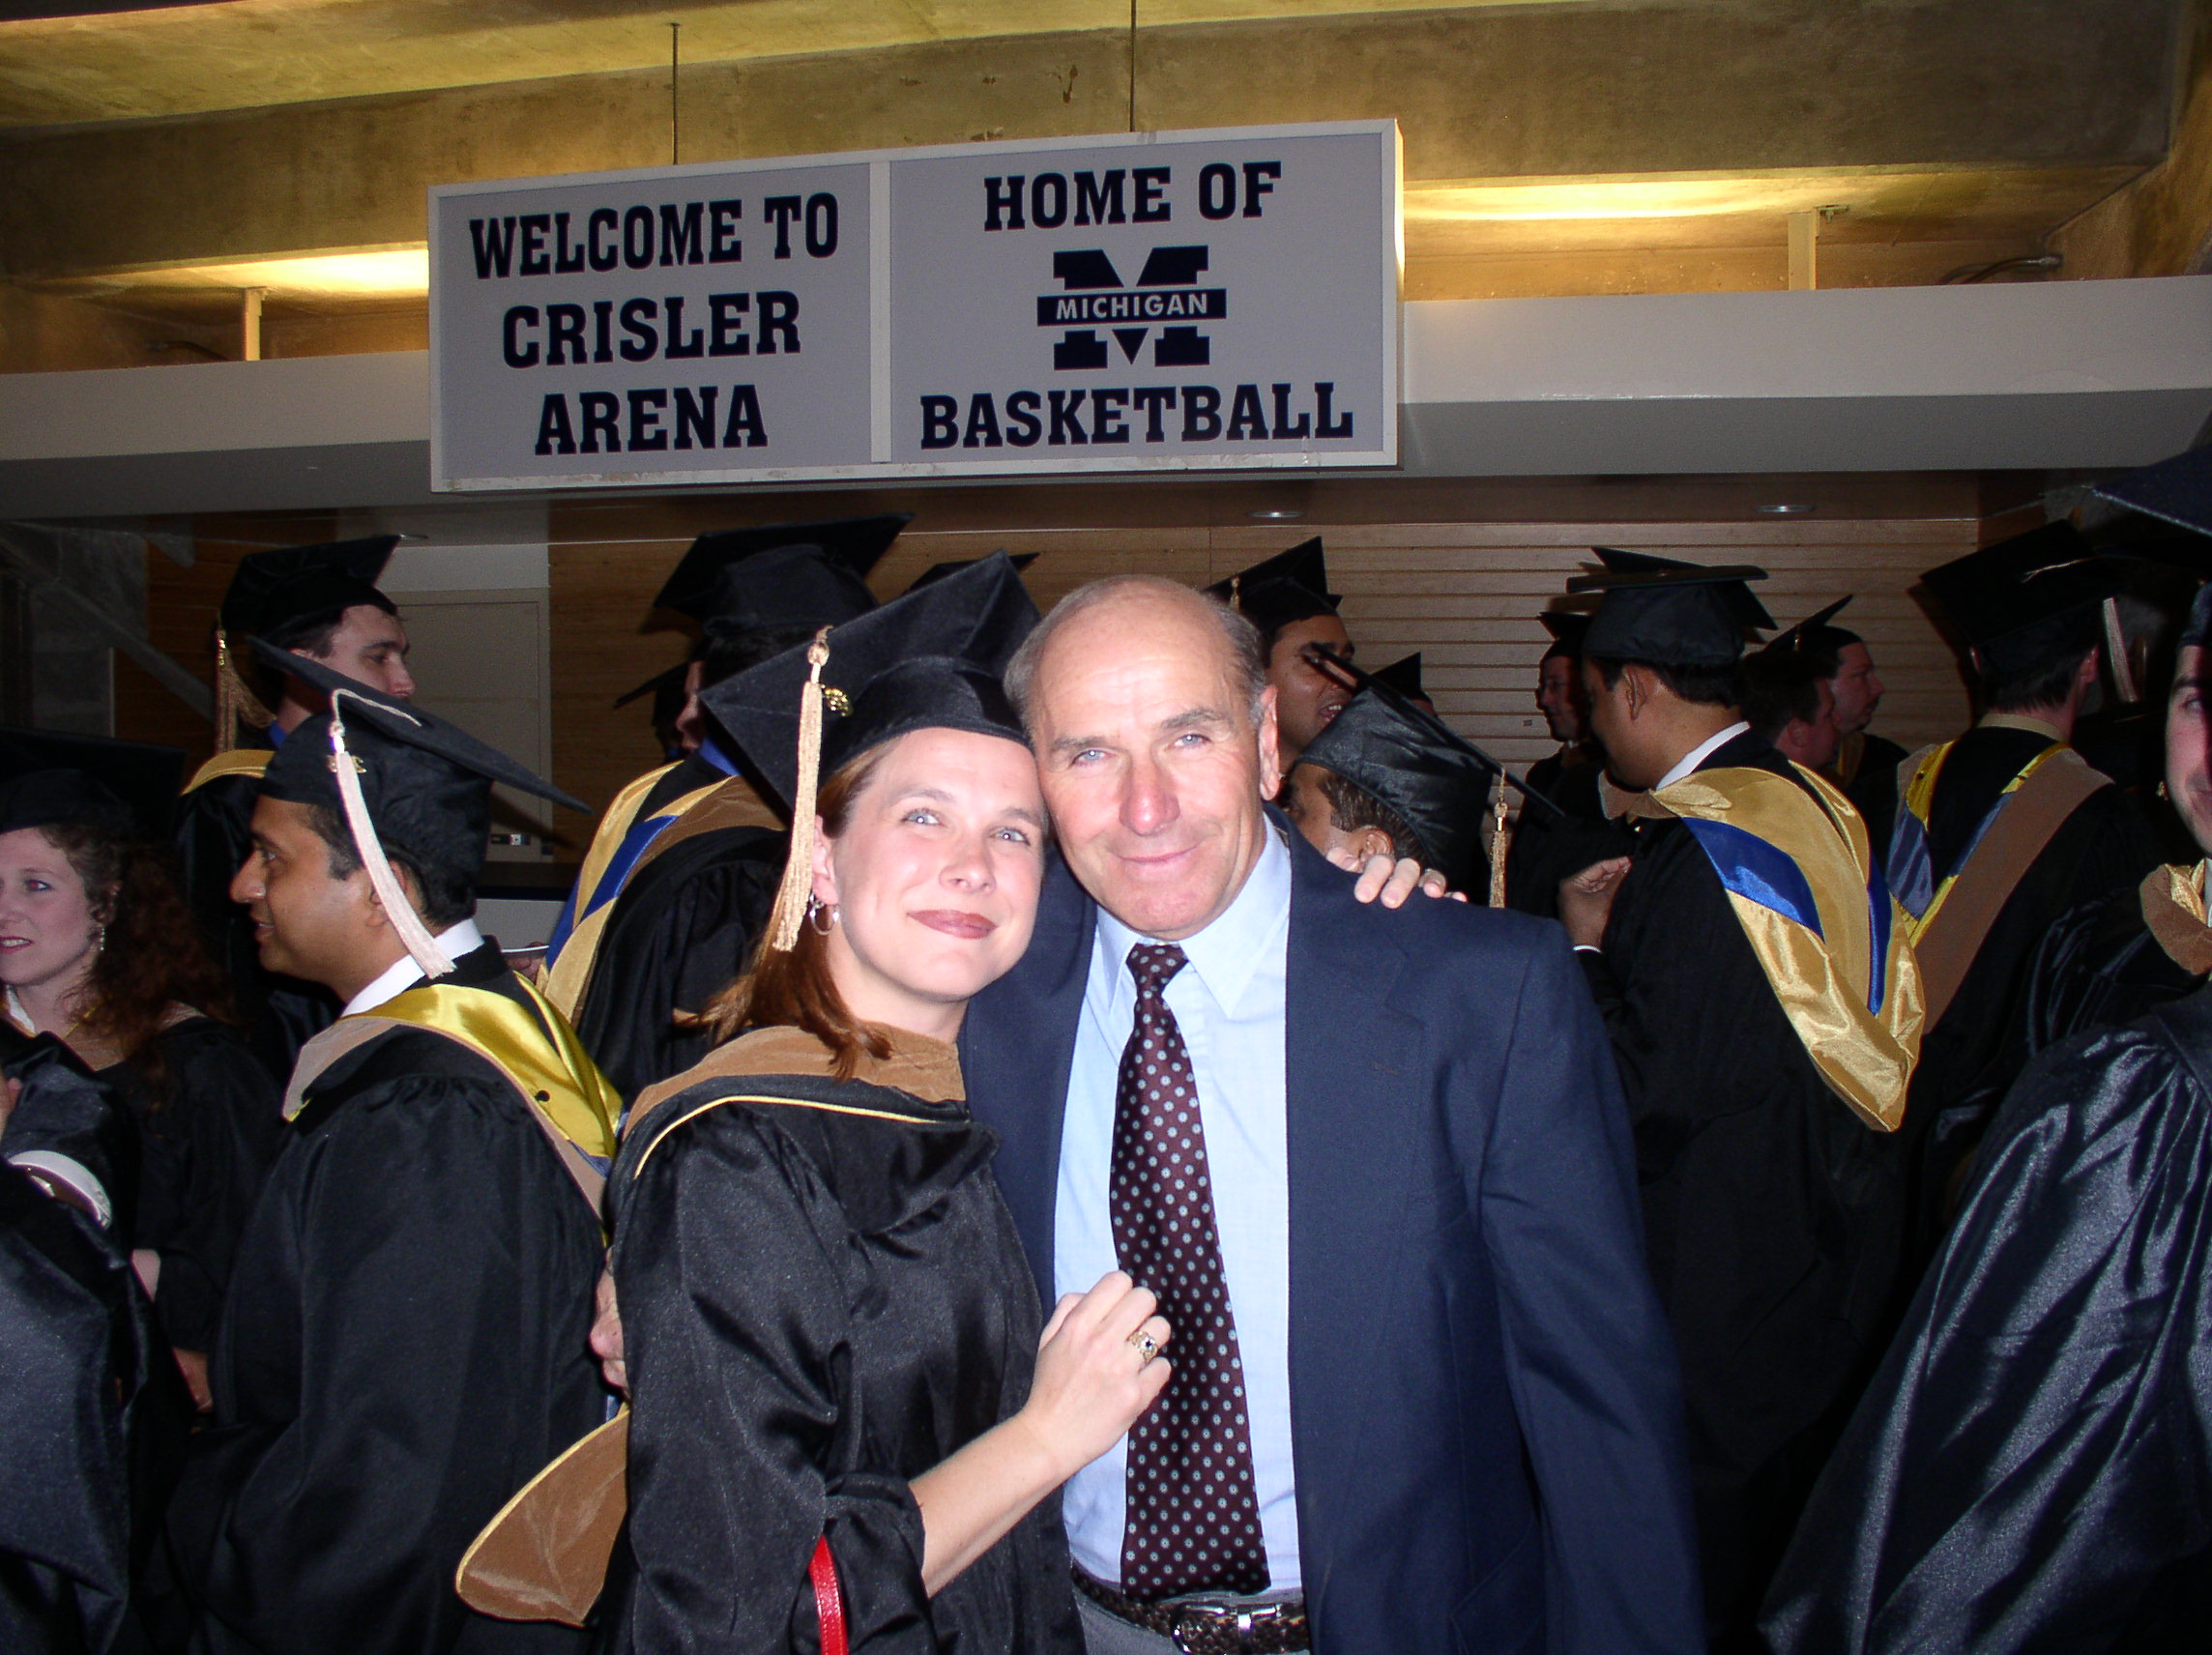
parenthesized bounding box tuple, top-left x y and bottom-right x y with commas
(1006, 576, 1281, 941)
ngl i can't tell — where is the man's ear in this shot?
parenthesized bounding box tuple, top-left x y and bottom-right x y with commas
(355, 858, 427, 935)
(1621, 663, 1649, 720)
(1255, 682, 1283, 797)
(1354, 827, 1397, 864)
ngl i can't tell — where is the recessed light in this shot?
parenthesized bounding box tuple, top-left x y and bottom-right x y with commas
(1756, 503, 1815, 515)
(1247, 508, 1304, 521)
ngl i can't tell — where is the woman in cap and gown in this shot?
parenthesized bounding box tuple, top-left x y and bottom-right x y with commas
(489, 556, 1170, 1655)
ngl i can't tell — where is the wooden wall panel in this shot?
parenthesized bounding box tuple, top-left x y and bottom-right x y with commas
(549, 506, 1979, 819)
(115, 512, 336, 772)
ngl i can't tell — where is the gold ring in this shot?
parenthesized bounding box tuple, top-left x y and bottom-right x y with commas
(1128, 1329, 1161, 1363)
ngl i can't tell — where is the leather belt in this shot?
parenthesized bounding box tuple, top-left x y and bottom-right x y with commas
(1073, 1567, 1310, 1654)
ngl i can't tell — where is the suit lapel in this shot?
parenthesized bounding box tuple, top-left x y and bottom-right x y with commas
(1280, 833, 1421, 1599)
(965, 852, 1093, 1307)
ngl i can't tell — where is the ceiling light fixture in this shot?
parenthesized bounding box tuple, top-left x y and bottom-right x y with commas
(1247, 508, 1305, 520)
(1756, 504, 1816, 515)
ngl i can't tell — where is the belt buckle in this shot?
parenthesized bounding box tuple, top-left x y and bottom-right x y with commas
(1169, 1597, 1285, 1654)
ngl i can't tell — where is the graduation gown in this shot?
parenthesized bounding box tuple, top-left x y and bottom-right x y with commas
(1836, 732, 1907, 857)
(1762, 984, 2212, 1654)
(1959, 869, 2211, 1116)
(595, 1025, 1081, 1655)
(554, 755, 786, 1101)
(171, 751, 338, 1084)
(0, 1029, 188, 1655)
(1579, 730, 1905, 1648)
(1893, 727, 2162, 1268)
(167, 943, 605, 1655)
(1503, 749, 1631, 917)
(99, 1015, 281, 1355)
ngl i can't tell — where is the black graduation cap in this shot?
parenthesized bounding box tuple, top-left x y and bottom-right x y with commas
(700, 552, 1039, 814)
(218, 536, 398, 643)
(1299, 646, 1563, 821)
(1538, 611, 1591, 659)
(1296, 688, 1493, 890)
(649, 514, 911, 629)
(611, 660, 689, 712)
(1371, 653, 1426, 701)
(252, 641, 584, 975)
(1204, 537, 1342, 634)
(903, 551, 1039, 595)
(701, 553, 1039, 955)
(0, 728, 187, 839)
(2182, 582, 2212, 653)
(1569, 548, 1774, 667)
(2092, 447, 2212, 537)
(1920, 523, 2125, 681)
(1759, 597, 1853, 659)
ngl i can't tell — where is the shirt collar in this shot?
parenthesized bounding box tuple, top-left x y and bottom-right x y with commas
(1092, 825, 1291, 1017)
(1657, 720, 1751, 791)
(343, 917, 486, 1017)
(1977, 711, 2068, 743)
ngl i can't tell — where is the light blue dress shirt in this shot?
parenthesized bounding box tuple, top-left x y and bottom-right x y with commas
(1055, 826, 1301, 1592)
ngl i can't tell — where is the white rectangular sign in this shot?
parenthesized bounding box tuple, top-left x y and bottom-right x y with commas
(430, 121, 1399, 491)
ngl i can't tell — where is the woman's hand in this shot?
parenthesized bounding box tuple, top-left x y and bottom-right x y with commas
(1018, 1271, 1172, 1483)
(589, 1268, 627, 1396)
(912, 1272, 1171, 1595)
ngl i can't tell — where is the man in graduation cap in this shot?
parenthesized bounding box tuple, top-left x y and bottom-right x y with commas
(541, 513, 907, 1099)
(1945, 456, 2212, 1128)
(166, 645, 616, 1655)
(1280, 680, 1494, 893)
(1555, 548, 1923, 1653)
(174, 537, 415, 1083)
(1742, 601, 1851, 774)
(1807, 614, 1905, 848)
(1205, 538, 1354, 772)
(1504, 608, 1631, 916)
(1761, 579, 2212, 1649)
(1887, 524, 2163, 1270)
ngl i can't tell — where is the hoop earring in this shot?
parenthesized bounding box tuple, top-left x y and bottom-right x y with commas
(805, 895, 836, 936)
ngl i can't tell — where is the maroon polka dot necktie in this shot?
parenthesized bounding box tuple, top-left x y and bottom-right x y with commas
(1110, 942, 1270, 1600)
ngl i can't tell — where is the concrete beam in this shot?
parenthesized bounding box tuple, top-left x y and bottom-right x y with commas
(0, 0, 2178, 278)
(3, 278, 2208, 516)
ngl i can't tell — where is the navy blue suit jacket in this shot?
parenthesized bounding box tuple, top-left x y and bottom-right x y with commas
(960, 828, 1704, 1655)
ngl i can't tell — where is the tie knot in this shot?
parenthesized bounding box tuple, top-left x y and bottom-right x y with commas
(1126, 942, 1188, 997)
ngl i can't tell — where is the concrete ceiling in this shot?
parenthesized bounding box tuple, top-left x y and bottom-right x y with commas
(0, 0, 1528, 125)
(0, 0, 2185, 322)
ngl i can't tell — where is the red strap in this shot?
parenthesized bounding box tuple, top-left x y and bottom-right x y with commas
(809, 1536, 847, 1655)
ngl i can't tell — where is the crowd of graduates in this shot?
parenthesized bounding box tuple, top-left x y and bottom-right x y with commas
(10, 444, 2212, 1655)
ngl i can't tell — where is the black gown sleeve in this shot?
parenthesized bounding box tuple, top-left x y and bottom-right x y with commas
(125, 1021, 282, 1353)
(174, 1073, 598, 1655)
(613, 1108, 938, 1655)
(1762, 1006, 2212, 1654)
(0, 1032, 189, 1655)
(573, 830, 783, 1100)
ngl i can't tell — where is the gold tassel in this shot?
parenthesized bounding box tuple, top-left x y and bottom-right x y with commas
(2103, 595, 2140, 705)
(214, 628, 276, 751)
(1488, 784, 1512, 908)
(764, 627, 835, 954)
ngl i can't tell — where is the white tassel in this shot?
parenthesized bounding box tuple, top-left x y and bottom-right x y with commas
(328, 690, 452, 982)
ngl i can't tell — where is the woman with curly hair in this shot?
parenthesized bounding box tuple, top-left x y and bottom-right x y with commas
(1, 766, 280, 1409)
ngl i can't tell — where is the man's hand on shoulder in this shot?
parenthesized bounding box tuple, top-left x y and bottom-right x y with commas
(1327, 846, 1468, 908)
